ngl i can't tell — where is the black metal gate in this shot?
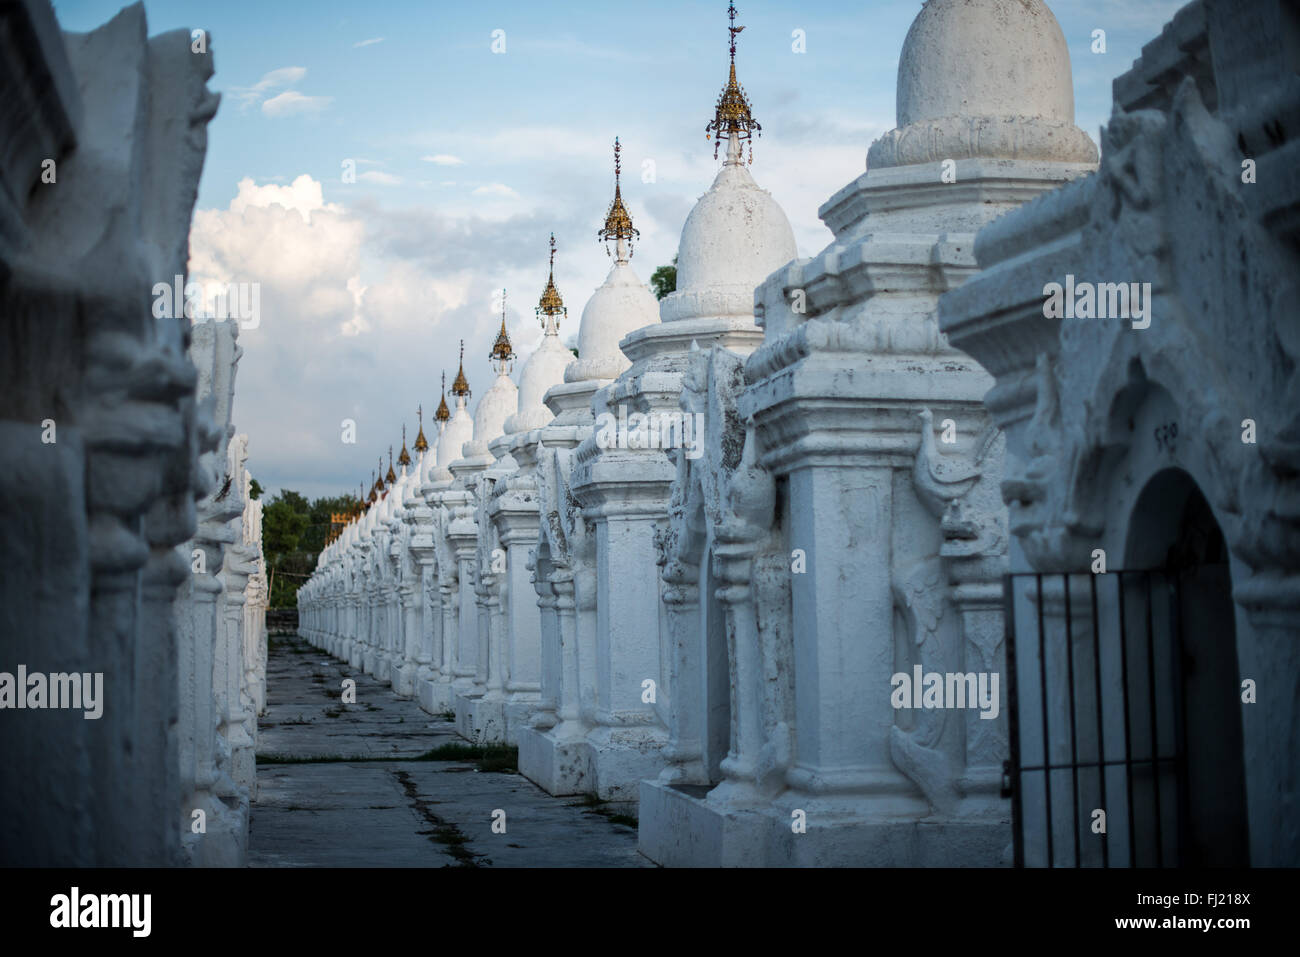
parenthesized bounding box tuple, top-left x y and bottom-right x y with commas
(1002, 569, 1196, 868)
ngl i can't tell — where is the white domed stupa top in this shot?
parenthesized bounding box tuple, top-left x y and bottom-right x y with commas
(434, 347, 475, 479)
(565, 137, 660, 383)
(507, 234, 573, 433)
(660, 7, 796, 324)
(869, 0, 1097, 169)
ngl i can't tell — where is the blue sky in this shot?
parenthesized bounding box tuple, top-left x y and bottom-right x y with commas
(53, 0, 1185, 500)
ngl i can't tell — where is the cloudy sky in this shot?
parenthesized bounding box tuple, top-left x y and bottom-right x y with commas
(53, 0, 1183, 500)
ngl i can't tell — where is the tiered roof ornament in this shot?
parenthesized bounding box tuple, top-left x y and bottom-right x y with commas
(705, 2, 760, 164)
(385, 447, 397, 485)
(369, 469, 379, 502)
(536, 233, 566, 335)
(435, 372, 451, 422)
(414, 404, 430, 452)
(451, 341, 471, 398)
(598, 137, 639, 262)
(489, 289, 516, 375)
(398, 424, 412, 467)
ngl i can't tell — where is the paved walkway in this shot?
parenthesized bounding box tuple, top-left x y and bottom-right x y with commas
(249, 633, 652, 867)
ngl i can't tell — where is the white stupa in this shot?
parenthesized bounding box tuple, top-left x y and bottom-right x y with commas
(455, 298, 518, 470)
(505, 234, 572, 435)
(430, 345, 474, 486)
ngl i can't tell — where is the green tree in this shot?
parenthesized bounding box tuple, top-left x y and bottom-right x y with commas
(262, 493, 308, 556)
(248, 477, 263, 500)
(259, 489, 366, 608)
(650, 254, 678, 300)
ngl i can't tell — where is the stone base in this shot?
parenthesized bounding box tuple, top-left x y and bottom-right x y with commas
(639, 780, 767, 866)
(394, 662, 417, 697)
(517, 725, 591, 796)
(503, 695, 541, 745)
(639, 784, 1011, 866)
(188, 792, 249, 868)
(454, 689, 484, 739)
(374, 655, 391, 684)
(585, 725, 671, 801)
(417, 677, 454, 715)
(462, 692, 508, 744)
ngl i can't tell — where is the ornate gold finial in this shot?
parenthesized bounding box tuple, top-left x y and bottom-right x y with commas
(386, 446, 397, 484)
(536, 233, 566, 333)
(376, 456, 386, 493)
(451, 340, 471, 398)
(598, 137, 639, 260)
(489, 288, 515, 374)
(398, 425, 412, 467)
(706, 3, 760, 164)
(369, 470, 379, 501)
(435, 372, 451, 422)
(413, 405, 430, 453)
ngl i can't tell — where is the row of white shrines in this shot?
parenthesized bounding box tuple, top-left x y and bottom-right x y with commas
(298, 1, 1300, 866)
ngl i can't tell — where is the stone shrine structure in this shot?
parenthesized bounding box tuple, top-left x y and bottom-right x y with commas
(297, 0, 1299, 867)
(939, 0, 1300, 867)
(0, 0, 265, 866)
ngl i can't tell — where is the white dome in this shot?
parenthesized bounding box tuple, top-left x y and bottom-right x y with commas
(660, 162, 796, 323)
(565, 261, 660, 382)
(897, 0, 1073, 128)
(462, 372, 518, 458)
(869, 0, 1096, 169)
(506, 331, 570, 433)
(435, 400, 473, 471)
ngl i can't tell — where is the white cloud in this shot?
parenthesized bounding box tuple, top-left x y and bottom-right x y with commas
(359, 170, 403, 186)
(422, 154, 466, 166)
(262, 90, 333, 117)
(353, 37, 384, 48)
(228, 66, 307, 109)
(228, 174, 336, 223)
(472, 183, 519, 198)
(188, 175, 544, 501)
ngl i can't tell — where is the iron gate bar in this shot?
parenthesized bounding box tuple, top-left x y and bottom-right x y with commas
(1036, 573, 1053, 866)
(1005, 569, 1190, 867)
(1172, 573, 1190, 866)
(1144, 571, 1162, 867)
(1064, 574, 1081, 867)
(1118, 570, 1136, 868)
(1090, 572, 1109, 868)
(1003, 574, 1024, 868)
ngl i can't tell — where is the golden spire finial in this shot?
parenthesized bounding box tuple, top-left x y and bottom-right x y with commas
(598, 137, 639, 261)
(376, 456, 386, 493)
(706, 3, 760, 164)
(451, 340, 471, 398)
(386, 446, 397, 484)
(398, 424, 412, 467)
(369, 469, 379, 501)
(435, 371, 451, 422)
(414, 405, 429, 453)
(489, 288, 515, 374)
(536, 232, 566, 334)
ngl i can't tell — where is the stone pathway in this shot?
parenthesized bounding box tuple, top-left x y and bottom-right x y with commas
(249, 633, 652, 867)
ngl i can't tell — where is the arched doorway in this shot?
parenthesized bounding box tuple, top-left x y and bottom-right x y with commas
(1124, 468, 1249, 866)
